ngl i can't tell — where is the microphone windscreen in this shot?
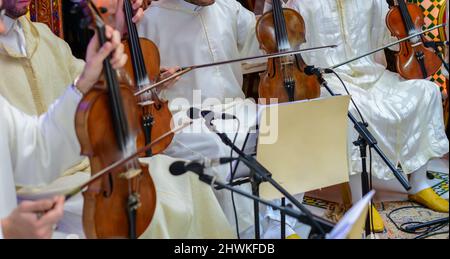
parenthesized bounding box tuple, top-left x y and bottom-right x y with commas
(185, 162, 204, 175)
(187, 107, 201, 120)
(169, 161, 187, 176)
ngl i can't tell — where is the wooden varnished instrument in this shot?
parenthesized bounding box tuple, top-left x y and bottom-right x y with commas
(256, 0, 320, 103)
(121, 0, 174, 156)
(386, 0, 442, 79)
(75, 1, 156, 239)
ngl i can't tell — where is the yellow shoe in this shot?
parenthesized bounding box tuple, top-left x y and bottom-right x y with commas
(369, 205, 385, 233)
(408, 188, 449, 213)
(286, 233, 301, 239)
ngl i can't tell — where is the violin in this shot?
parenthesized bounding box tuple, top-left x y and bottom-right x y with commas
(120, 0, 174, 156)
(386, 0, 442, 79)
(75, 1, 156, 239)
(255, 0, 320, 103)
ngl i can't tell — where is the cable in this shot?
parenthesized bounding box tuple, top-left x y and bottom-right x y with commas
(230, 129, 252, 182)
(230, 125, 255, 239)
(174, 136, 242, 239)
(229, 119, 241, 239)
(387, 205, 449, 239)
(329, 70, 366, 124)
(414, 230, 449, 239)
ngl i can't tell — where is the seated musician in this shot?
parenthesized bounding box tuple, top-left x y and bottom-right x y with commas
(140, 0, 448, 237)
(0, 6, 127, 238)
(1, 0, 234, 239)
(0, 0, 143, 115)
(139, 0, 260, 233)
(283, 0, 449, 232)
(137, 0, 306, 238)
(0, 0, 144, 236)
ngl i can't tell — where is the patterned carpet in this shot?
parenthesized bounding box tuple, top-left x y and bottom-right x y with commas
(302, 171, 449, 239)
(374, 201, 448, 239)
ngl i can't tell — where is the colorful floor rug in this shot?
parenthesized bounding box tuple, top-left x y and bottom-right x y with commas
(302, 171, 449, 239)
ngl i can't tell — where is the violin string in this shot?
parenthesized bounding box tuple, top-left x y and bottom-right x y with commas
(272, 0, 285, 83)
(398, 0, 416, 34)
(125, 0, 144, 86)
(133, 24, 149, 86)
(273, 0, 281, 51)
(273, 0, 295, 97)
(95, 1, 138, 197)
(125, 0, 157, 105)
(125, 0, 147, 193)
(273, 2, 285, 84)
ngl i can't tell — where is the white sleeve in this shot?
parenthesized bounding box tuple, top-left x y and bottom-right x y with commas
(235, 1, 263, 57)
(2, 86, 83, 187)
(375, 0, 399, 50)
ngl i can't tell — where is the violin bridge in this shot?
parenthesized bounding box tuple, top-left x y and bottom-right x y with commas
(411, 42, 423, 47)
(120, 168, 142, 179)
(138, 100, 155, 107)
(281, 61, 294, 66)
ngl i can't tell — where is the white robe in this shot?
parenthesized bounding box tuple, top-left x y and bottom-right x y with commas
(0, 86, 82, 238)
(287, 0, 449, 180)
(138, 0, 261, 232)
(0, 86, 234, 239)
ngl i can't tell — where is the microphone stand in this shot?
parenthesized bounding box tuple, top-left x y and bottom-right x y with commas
(204, 122, 334, 237)
(212, 174, 263, 239)
(183, 165, 335, 239)
(306, 67, 411, 236)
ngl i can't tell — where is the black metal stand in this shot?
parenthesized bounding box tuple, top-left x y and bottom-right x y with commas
(306, 68, 412, 236)
(281, 198, 286, 239)
(205, 123, 334, 237)
(185, 165, 333, 239)
(251, 171, 262, 239)
(215, 174, 262, 239)
(354, 136, 372, 235)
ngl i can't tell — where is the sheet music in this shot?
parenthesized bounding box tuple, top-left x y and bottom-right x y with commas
(327, 190, 376, 239)
(257, 96, 351, 199)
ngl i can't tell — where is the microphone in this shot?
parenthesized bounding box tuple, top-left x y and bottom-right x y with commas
(169, 157, 239, 176)
(187, 107, 237, 121)
(169, 161, 204, 176)
(304, 65, 333, 76)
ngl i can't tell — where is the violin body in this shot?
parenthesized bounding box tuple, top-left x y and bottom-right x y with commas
(386, 1, 442, 79)
(73, 0, 157, 239)
(256, 7, 320, 103)
(123, 38, 174, 155)
(76, 83, 156, 238)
